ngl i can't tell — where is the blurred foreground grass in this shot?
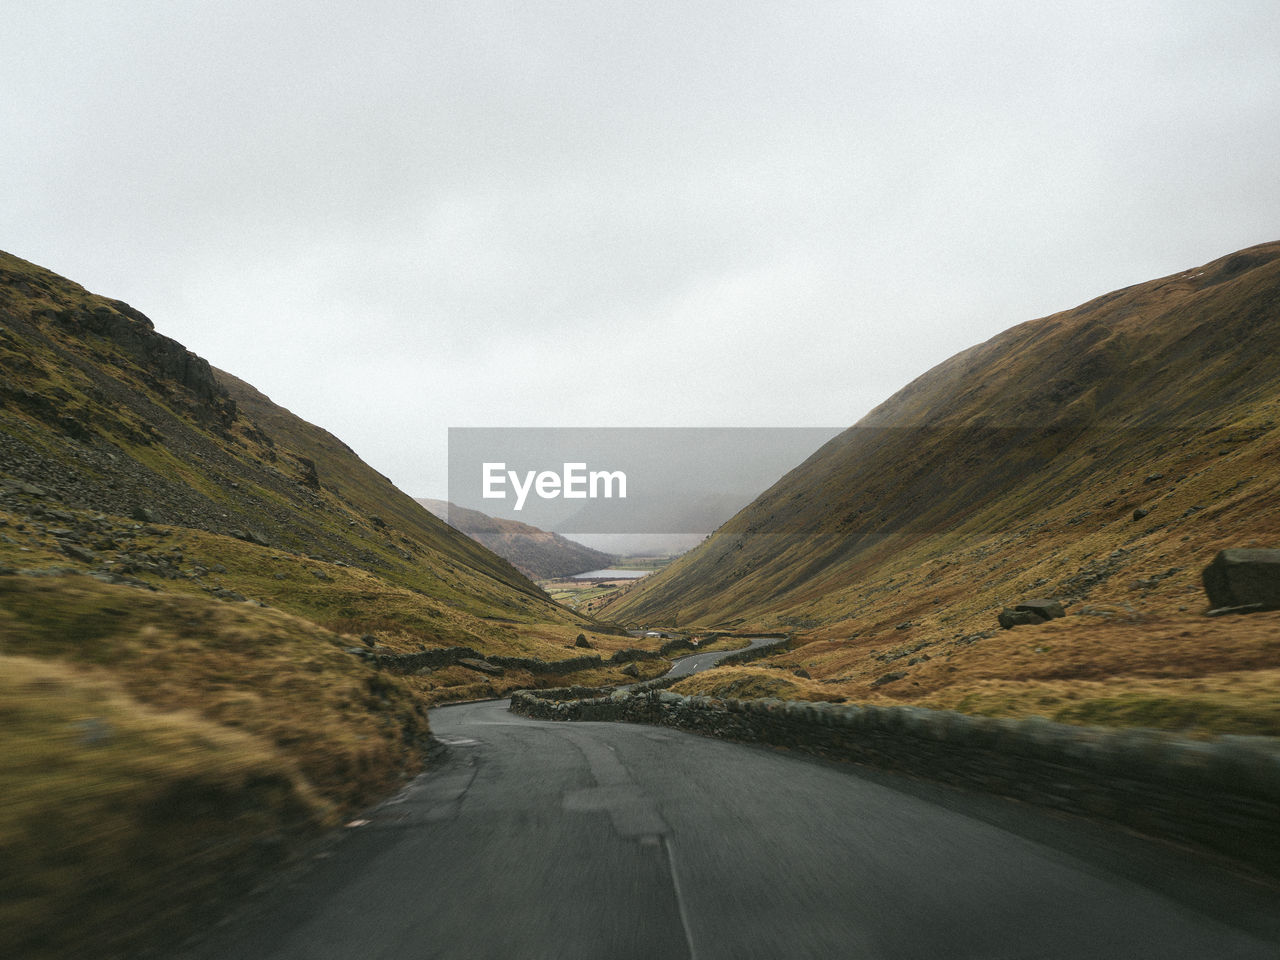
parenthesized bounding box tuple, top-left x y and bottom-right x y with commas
(0, 573, 431, 959)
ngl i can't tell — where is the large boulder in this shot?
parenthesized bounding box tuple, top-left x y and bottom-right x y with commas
(999, 608, 1045, 629)
(1202, 549, 1280, 611)
(1016, 599, 1065, 620)
(998, 599, 1066, 630)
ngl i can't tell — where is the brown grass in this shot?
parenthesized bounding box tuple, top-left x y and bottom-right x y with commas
(0, 655, 330, 959)
(0, 572, 434, 958)
(743, 609, 1280, 736)
(603, 243, 1280, 738)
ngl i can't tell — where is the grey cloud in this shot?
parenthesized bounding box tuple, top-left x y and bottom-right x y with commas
(4, 1, 1279, 498)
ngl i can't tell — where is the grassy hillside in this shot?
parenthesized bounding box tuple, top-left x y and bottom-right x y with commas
(0, 250, 651, 958)
(605, 241, 1280, 736)
(0, 249, 623, 634)
(0, 574, 428, 959)
(417, 497, 614, 579)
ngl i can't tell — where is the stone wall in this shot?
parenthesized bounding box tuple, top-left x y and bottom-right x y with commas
(509, 686, 1280, 877)
(365, 646, 483, 672)
(363, 647, 606, 676)
(608, 648, 664, 663)
(366, 643, 685, 678)
(487, 653, 604, 675)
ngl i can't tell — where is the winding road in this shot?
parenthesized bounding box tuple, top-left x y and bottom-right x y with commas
(171, 650, 1280, 960)
(653, 635, 783, 680)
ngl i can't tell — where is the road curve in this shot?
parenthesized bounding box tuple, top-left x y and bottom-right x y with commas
(659, 636, 783, 679)
(171, 699, 1280, 960)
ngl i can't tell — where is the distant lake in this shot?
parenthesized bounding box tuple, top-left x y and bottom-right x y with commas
(573, 569, 650, 580)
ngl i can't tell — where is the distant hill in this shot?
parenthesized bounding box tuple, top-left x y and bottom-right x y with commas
(604, 242, 1280, 731)
(417, 498, 614, 579)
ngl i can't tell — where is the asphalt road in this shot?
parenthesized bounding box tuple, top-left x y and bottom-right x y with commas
(659, 636, 783, 679)
(172, 698, 1280, 960)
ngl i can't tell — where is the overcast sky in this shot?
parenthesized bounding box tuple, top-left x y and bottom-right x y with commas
(5, 1, 1279, 498)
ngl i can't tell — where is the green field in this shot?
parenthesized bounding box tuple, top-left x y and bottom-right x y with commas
(540, 556, 673, 612)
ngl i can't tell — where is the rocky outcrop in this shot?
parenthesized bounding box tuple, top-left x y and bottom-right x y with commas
(45, 301, 237, 426)
(998, 599, 1066, 629)
(1202, 549, 1280, 612)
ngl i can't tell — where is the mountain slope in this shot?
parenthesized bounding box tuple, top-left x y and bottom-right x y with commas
(604, 242, 1280, 728)
(0, 250, 656, 959)
(0, 250, 565, 622)
(417, 497, 614, 579)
